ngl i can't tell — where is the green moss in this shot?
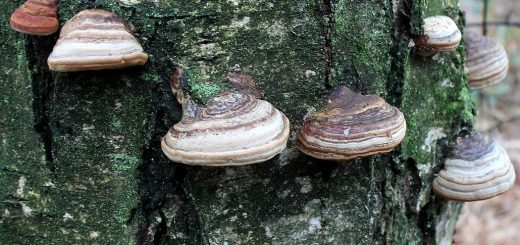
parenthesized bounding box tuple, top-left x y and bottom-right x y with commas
(109, 154, 140, 174)
(188, 82, 223, 102)
(332, 1, 394, 95)
(111, 119, 123, 129)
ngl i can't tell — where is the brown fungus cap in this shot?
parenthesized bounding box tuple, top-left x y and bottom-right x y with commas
(297, 86, 407, 160)
(415, 16, 462, 56)
(465, 31, 509, 89)
(47, 9, 148, 72)
(433, 133, 515, 202)
(161, 70, 290, 167)
(9, 0, 59, 36)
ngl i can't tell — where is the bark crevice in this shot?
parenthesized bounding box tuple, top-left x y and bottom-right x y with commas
(135, 80, 204, 244)
(323, 0, 334, 88)
(27, 37, 56, 173)
(386, 0, 412, 106)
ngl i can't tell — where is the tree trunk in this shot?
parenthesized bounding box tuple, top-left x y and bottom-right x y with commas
(0, 0, 473, 244)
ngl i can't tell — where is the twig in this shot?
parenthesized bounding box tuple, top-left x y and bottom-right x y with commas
(485, 114, 520, 133)
(469, 7, 520, 29)
(467, 21, 520, 28)
(483, 0, 489, 35)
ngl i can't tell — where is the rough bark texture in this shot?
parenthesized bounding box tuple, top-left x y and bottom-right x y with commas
(1, 0, 474, 244)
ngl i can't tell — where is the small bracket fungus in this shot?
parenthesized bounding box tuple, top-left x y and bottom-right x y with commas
(9, 0, 59, 36)
(415, 16, 462, 56)
(297, 86, 407, 161)
(433, 133, 516, 202)
(47, 9, 148, 72)
(161, 69, 291, 167)
(465, 31, 509, 89)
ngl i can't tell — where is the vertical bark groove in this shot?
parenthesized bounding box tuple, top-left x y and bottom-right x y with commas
(386, 0, 412, 106)
(27, 37, 56, 172)
(323, 0, 334, 88)
(135, 79, 204, 244)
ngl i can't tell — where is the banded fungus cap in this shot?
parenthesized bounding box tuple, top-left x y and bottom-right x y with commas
(47, 9, 148, 72)
(161, 70, 291, 167)
(465, 31, 509, 89)
(415, 15, 462, 56)
(433, 133, 516, 202)
(297, 86, 407, 160)
(9, 0, 59, 36)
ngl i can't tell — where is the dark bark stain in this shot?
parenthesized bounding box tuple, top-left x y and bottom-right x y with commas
(27, 36, 56, 173)
(134, 78, 204, 244)
(374, 166, 390, 243)
(404, 158, 422, 216)
(418, 200, 435, 245)
(386, 0, 412, 106)
(322, 0, 334, 89)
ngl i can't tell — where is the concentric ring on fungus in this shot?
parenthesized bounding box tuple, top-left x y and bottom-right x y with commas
(297, 86, 407, 160)
(433, 133, 516, 202)
(161, 70, 290, 166)
(415, 15, 462, 56)
(47, 9, 148, 72)
(10, 0, 59, 36)
(465, 31, 509, 89)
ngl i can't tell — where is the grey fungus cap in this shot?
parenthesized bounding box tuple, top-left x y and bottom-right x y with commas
(415, 16, 462, 56)
(161, 70, 291, 167)
(297, 86, 407, 161)
(465, 31, 509, 89)
(433, 133, 515, 202)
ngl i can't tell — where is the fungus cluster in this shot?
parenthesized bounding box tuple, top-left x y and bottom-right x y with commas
(297, 87, 406, 160)
(10, 0, 59, 36)
(411, 16, 515, 201)
(161, 70, 290, 166)
(465, 31, 509, 89)
(433, 133, 515, 201)
(47, 9, 148, 72)
(7, 2, 515, 204)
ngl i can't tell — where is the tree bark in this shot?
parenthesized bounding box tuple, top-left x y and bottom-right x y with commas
(0, 0, 473, 244)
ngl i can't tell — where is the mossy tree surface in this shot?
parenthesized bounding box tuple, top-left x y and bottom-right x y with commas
(0, 0, 473, 244)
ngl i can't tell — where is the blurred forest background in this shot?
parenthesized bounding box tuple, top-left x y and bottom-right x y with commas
(455, 0, 520, 244)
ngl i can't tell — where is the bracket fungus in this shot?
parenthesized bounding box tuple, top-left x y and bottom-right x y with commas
(465, 31, 509, 89)
(47, 9, 148, 72)
(9, 0, 59, 36)
(297, 86, 407, 160)
(433, 133, 515, 202)
(415, 16, 462, 56)
(161, 70, 290, 167)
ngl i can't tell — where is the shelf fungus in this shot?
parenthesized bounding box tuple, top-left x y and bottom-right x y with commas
(161, 70, 290, 166)
(415, 16, 462, 56)
(297, 86, 407, 160)
(47, 9, 148, 72)
(10, 0, 59, 36)
(465, 31, 509, 89)
(433, 133, 516, 202)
